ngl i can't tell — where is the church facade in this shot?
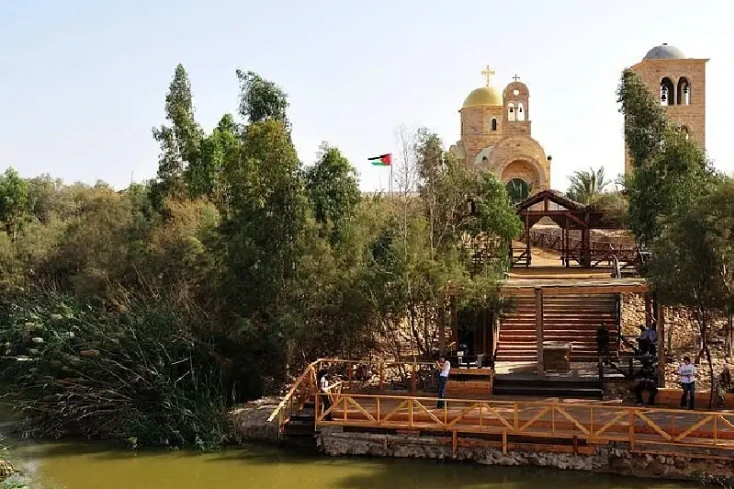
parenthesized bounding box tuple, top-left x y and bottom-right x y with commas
(449, 68, 550, 201)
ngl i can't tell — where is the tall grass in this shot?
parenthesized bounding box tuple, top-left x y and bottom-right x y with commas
(0, 293, 232, 450)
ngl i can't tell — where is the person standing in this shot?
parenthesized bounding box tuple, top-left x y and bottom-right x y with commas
(437, 355, 450, 409)
(317, 368, 332, 420)
(678, 356, 698, 410)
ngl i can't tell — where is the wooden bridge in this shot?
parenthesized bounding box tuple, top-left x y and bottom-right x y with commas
(269, 359, 734, 456)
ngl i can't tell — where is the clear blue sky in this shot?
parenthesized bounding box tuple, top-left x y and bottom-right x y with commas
(1, 0, 732, 192)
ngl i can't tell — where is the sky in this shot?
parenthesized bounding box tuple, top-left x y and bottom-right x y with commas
(1, 0, 732, 192)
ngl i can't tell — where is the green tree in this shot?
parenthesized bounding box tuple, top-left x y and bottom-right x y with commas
(236, 70, 289, 125)
(305, 143, 361, 243)
(0, 168, 29, 238)
(647, 183, 733, 406)
(187, 114, 240, 201)
(152, 64, 204, 204)
(618, 69, 714, 246)
(566, 167, 610, 204)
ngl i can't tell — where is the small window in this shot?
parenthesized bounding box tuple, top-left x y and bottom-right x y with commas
(660, 77, 675, 106)
(517, 102, 526, 121)
(677, 77, 690, 105)
(507, 102, 516, 122)
(491, 118, 497, 131)
(680, 125, 690, 140)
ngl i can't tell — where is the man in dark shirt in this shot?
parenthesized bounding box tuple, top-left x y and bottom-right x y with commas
(632, 360, 658, 406)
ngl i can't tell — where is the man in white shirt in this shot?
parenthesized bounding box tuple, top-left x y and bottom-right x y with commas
(678, 356, 698, 410)
(437, 355, 450, 408)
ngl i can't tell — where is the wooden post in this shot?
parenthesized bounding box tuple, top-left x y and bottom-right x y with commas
(525, 215, 531, 267)
(411, 363, 417, 394)
(451, 298, 458, 351)
(581, 227, 591, 268)
(656, 298, 666, 388)
(535, 287, 544, 378)
(438, 306, 446, 355)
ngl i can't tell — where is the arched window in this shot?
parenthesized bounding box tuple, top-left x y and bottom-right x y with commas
(660, 77, 675, 106)
(506, 178, 530, 204)
(517, 102, 526, 121)
(677, 77, 690, 105)
(680, 125, 690, 140)
(491, 118, 497, 131)
(507, 103, 516, 121)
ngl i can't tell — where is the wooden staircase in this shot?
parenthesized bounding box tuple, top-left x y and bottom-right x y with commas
(496, 294, 618, 363)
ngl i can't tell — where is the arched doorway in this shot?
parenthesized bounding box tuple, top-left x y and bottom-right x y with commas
(506, 178, 531, 204)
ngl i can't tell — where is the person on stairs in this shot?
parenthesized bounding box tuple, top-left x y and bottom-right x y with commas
(436, 355, 450, 409)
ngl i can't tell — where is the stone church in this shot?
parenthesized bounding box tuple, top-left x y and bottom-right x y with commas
(449, 67, 550, 201)
(449, 44, 708, 198)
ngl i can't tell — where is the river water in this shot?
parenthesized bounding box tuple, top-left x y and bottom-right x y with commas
(7, 441, 699, 489)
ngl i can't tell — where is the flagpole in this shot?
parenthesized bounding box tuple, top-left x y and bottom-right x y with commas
(389, 162, 393, 195)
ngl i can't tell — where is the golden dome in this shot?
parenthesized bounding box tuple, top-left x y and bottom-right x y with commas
(462, 86, 503, 109)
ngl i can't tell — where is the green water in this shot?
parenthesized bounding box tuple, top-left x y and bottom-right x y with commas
(6, 442, 699, 489)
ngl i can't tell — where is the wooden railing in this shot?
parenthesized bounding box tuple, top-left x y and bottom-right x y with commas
(266, 360, 319, 429)
(315, 393, 734, 451)
(514, 229, 642, 270)
(267, 358, 442, 434)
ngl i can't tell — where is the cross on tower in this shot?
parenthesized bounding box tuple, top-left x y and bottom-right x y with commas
(481, 65, 495, 87)
(512, 74, 521, 82)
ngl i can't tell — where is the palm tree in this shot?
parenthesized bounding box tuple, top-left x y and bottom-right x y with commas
(566, 167, 610, 204)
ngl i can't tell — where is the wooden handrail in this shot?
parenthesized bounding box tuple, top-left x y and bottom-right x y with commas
(313, 391, 734, 450)
(266, 359, 320, 423)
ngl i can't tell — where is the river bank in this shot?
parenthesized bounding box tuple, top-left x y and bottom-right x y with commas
(2, 439, 705, 489)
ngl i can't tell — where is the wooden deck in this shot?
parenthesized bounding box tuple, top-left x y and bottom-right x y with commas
(317, 392, 734, 452)
(270, 359, 734, 457)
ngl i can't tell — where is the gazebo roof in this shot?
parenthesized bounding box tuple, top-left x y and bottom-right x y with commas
(515, 190, 586, 212)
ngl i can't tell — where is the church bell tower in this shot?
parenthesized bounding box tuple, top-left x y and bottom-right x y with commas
(625, 43, 708, 175)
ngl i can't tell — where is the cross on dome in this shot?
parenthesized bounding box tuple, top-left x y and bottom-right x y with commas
(513, 74, 521, 82)
(481, 65, 495, 87)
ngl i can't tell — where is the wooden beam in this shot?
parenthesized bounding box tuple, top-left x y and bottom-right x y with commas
(525, 214, 531, 267)
(535, 287, 544, 379)
(438, 306, 446, 355)
(656, 297, 666, 388)
(502, 284, 650, 296)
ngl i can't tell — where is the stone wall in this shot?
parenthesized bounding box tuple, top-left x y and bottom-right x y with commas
(319, 427, 734, 484)
(621, 294, 730, 389)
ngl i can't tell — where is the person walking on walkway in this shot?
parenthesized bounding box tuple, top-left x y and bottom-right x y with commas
(317, 368, 332, 421)
(436, 355, 450, 409)
(678, 356, 698, 410)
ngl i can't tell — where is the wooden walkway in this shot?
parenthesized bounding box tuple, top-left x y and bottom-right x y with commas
(317, 392, 734, 452)
(269, 359, 734, 457)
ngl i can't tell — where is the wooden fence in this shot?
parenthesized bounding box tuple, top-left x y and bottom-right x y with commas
(315, 392, 734, 452)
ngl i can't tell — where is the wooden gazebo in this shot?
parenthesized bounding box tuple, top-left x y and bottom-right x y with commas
(512, 190, 626, 268)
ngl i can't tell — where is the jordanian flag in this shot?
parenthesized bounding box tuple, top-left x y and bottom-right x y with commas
(369, 153, 392, 166)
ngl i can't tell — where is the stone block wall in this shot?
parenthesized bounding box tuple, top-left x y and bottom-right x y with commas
(318, 427, 734, 484)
